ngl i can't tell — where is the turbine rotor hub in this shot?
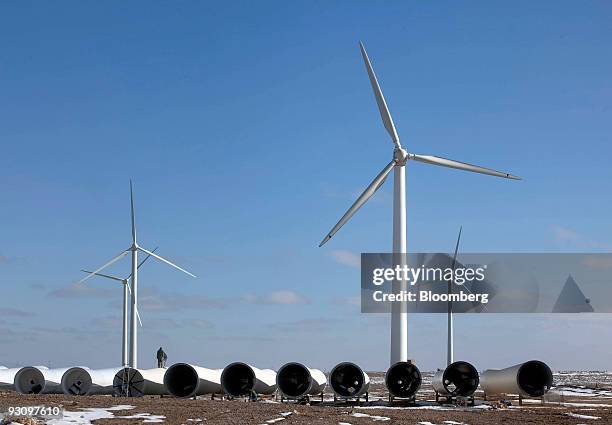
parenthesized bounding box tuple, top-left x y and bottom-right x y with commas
(394, 148, 409, 165)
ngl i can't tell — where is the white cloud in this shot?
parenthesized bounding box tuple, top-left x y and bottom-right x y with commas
(330, 250, 360, 268)
(551, 225, 610, 250)
(138, 288, 227, 311)
(0, 307, 35, 317)
(242, 290, 308, 305)
(552, 225, 580, 242)
(49, 283, 114, 299)
(269, 318, 341, 332)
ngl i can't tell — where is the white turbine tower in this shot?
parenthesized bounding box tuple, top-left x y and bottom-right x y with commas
(319, 42, 520, 366)
(447, 227, 461, 366)
(79, 181, 196, 368)
(81, 247, 158, 366)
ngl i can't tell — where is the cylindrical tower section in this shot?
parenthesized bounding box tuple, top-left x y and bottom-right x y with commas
(220, 362, 276, 397)
(14, 367, 46, 394)
(61, 367, 92, 395)
(329, 362, 370, 399)
(481, 360, 553, 398)
(432, 361, 479, 397)
(61, 367, 119, 395)
(164, 363, 223, 398)
(113, 367, 168, 397)
(276, 362, 326, 399)
(385, 361, 421, 399)
(14, 367, 70, 394)
(0, 368, 22, 391)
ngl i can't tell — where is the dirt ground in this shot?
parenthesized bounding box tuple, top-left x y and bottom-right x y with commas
(1, 372, 611, 425)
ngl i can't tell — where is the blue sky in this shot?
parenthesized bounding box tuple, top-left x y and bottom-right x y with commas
(1, 1, 612, 372)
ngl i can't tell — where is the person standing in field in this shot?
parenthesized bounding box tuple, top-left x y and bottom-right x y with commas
(157, 347, 167, 368)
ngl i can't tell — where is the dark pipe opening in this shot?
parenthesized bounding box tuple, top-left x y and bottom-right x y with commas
(443, 361, 479, 397)
(165, 364, 198, 398)
(221, 363, 255, 397)
(517, 360, 553, 397)
(113, 368, 145, 397)
(330, 363, 365, 398)
(385, 362, 421, 398)
(277, 363, 311, 398)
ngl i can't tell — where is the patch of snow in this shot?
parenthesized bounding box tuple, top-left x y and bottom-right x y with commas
(355, 402, 491, 412)
(543, 401, 612, 408)
(119, 412, 166, 423)
(565, 412, 601, 420)
(471, 404, 492, 410)
(351, 412, 391, 421)
(104, 405, 136, 411)
(46, 405, 165, 425)
(47, 407, 116, 424)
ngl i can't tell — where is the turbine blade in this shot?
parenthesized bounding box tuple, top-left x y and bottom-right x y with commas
(130, 180, 136, 243)
(359, 42, 401, 149)
(126, 281, 132, 295)
(319, 159, 396, 247)
(77, 251, 129, 284)
(136, 246, 158, 270)
(125, 246, 158, 280)
(80, 269, 124, 282)
(137, 246, 197, 278)
(136, 307, 143, 327)
(450, 226, 462, 271)
(411, 154, 521, 180)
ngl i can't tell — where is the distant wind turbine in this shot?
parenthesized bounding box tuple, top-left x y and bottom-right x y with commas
(79, 181, 196, 368)
(319, 42, 520, 366)
(81, 247, 158, 367)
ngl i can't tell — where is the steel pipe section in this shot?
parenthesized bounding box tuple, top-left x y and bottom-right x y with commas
(113, 367, 168, 397)
(385, 362, 422, 399)
(432, 361, 479, 397)
(220, 362, 276, 397)
(164, 363, 223, 398)
(61, 367, 120, 395)
(276, 362, 327, 399)
(329, 362, 370, 399)
(0, 367, 22, 391)
(14, 366, 73, 394)
(481, 360, 553, 398)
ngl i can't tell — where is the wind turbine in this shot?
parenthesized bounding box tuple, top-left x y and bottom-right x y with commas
(447, 227, 461, 366)
(81, 247, 158, 367)
(319, 42, 520, 366)
(79, 181, 196, 368)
